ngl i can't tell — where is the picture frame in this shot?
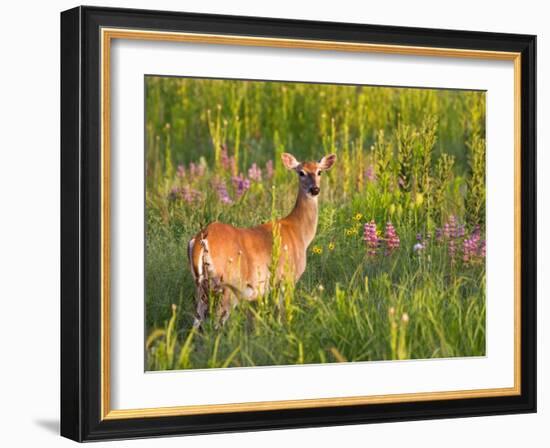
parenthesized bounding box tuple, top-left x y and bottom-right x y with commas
(60, 5, 536, 442)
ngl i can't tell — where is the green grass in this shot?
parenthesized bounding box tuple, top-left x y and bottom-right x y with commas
(144, 76, 486, 370)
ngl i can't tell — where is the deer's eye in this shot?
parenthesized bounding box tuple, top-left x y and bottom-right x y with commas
(299, 170, 306, 177)
(317, 170, 322, 176)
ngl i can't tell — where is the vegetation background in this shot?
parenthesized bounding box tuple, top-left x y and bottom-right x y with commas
(144, 76, 487, 370)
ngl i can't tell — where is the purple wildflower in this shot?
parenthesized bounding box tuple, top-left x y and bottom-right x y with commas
(414, 233, 426, 252)
(168, 185, 202, 203)
(232, 173, 251, 198)
(181, 185, 202, 203)
(265, 160, 274, 179)
(189, 161, 205, 179)
(443, 215, 457, 238)
(384, 222, 400, 255)
(363, 220, 379, 256)
(463, 226, 484, 264)
(448, 239, 456, 262)
(213, 178, 233, 204)
(248, 163, 262, 182)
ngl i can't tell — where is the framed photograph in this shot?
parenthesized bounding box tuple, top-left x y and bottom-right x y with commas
(60, 6, 536, 441)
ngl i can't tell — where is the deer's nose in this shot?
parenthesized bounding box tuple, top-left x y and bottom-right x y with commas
(310, 186, 320, 196)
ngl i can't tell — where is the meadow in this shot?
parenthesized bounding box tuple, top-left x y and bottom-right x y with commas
(145, 76, 486, 370)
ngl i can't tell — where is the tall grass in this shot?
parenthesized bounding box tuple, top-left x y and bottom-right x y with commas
(145, 76, 486, 370)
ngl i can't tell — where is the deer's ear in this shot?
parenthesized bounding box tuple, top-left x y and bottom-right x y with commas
(281, 153, 300, 170)
(319, 154, 336, 171)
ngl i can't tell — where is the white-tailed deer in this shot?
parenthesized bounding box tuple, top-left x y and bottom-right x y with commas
(188, 152, 336, 327)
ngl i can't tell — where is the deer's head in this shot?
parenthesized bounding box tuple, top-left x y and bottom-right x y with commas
(281, 152, 337, 197)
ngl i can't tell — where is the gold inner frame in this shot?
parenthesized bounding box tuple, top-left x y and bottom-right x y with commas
(100, 27, 522, 420)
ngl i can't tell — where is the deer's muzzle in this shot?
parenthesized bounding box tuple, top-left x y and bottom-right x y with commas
(309, 186, 320, 196)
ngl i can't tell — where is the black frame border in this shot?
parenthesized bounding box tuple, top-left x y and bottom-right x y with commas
(61, 5, 536, 442)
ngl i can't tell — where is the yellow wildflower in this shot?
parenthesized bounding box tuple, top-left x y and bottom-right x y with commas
(312, 246, 323, 254)
(328, 242, 335, 251)
(353, 213, 363, 221)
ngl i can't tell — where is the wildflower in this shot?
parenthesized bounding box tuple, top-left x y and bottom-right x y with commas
(365, 165, 376, 183)
(363, 220, 379, 256)
(401, 313, 409, 323)
(414, 233, 426, 252)
(328, 242, 335, 251)
(312, 246, 323, 254)
(248, 163, 262, 182)
(181, 185, 202, 203)
(448, 239, 456, 262)
(176, 164, 186, 178)
(318, 284, 324, 292)
(384, 221, 400, 255)
(189, 159, 207, 179)
(231, 173, 251, 198)
(265, 160, 274, 179)
(463, 225, 483, 263)
(213, 178, 233, 204)
(189, 162, 198, 178)
(220, 144, 233, 171)
(353, 213, 363, 221)
(444, 215, 458, 239)
(168, 185, 202, 203)
(168, 186, 180, 201)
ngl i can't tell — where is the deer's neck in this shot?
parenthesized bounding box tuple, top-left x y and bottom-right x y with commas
(284, 189, 318, 248)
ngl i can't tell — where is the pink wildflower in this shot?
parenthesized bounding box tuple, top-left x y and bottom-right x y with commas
(168, 185, 202, 203)
(363, 220, 379, 256)
(176, 164, 186, 178)
(384, 221, 400, 255)
(220, 144, 231, 170)
(248, 163, 262, 182)
(365, 165, 377, 183)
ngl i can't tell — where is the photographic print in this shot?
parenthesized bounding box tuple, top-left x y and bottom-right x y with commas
(61, 8, 536, 440)
(145, 77, 487, 371)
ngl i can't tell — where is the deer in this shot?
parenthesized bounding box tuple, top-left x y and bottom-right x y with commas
(187, 152, 336, 328)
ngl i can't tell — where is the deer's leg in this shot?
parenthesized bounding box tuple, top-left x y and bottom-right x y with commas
(216, 287, 234, 328)
(193, 277, 209, 329)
